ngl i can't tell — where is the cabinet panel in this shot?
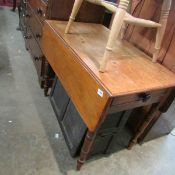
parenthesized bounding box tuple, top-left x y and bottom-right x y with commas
(27, 4, 43, 46)
(162, 31, 175, 73)
(50, 78, 70, 121)
(49, 0, 105, 23)
(28, 0, 47, 22)
(50, 77, 133, 157)
(27, 28, 44, 78)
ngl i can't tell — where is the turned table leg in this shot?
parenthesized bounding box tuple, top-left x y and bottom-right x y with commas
(128, 104, 159, 150)
(128, 89, 173, 149)
(77, 130, 96, 170)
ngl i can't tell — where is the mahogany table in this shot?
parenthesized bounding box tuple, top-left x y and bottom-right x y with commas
(41, 20, 175, 170)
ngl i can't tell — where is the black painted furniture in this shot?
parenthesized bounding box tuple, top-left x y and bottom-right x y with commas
(50, 77, 133, 157)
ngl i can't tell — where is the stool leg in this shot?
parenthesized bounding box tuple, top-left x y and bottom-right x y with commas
(65, 0, 84, 33)
(153, 0, 172, 62)
(120, 0, 132, 39)
(77, 130, 96, 170)
(99, 0, 130, 72)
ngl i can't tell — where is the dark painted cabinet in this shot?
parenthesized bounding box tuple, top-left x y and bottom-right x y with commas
(50, 77, 133, 157)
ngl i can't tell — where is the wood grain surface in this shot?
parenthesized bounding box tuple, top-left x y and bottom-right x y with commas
(42, 21, 111, 131)
(42, 20, 175, 96)
(41, 20, 175, 131)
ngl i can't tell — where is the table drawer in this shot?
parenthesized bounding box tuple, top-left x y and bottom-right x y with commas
(27, 5, 43, 46)
(110, 89, 167, 113)
(28, 0, 47, 22)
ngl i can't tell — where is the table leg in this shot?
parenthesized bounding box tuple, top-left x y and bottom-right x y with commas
(77, 130, 96, 170)
(128, 89, 173, 149)
(128, 104, 159, 150)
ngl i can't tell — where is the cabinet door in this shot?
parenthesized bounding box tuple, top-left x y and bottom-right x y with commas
(49, 0, 105, 23)
(50, 78, 70, 121)
(61, 101, 87, 157)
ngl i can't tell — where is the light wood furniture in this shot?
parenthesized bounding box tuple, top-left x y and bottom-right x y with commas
(65, 0, 172, 72)
(41, 20, 175, 170)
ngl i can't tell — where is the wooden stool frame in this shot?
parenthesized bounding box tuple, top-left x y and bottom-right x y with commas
(65, 0, 172, 72)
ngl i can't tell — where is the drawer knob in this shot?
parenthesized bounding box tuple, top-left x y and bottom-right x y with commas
(24, 35, 32, 39)
(36, 33, 42, 38)
(138, 93, 151, 102)
(37, 7, 43, 15)
(25, 14, 30, 18)
(34, 56, 42, 61)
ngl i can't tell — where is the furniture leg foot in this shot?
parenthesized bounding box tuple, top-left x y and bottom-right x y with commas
(44, 87, 48, 96)
(77, 160, 84, 171)
(128, 139, 137, 150)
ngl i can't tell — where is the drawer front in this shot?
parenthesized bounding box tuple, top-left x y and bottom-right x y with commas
(27, 5, 43, 46)
(27, 28, 44, 77)
(110, 89, 167, 113)
(19, 0, 28, 35)
(28, 0, 47, 22)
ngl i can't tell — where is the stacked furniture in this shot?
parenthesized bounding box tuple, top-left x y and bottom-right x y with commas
(19, 0, 175, 171)
(19, 0, 105, 95)
(50, 77, 132, 157)
(41, 20, 175, 170)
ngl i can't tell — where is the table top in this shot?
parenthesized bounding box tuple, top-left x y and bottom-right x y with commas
(44, 20, 175, 97)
